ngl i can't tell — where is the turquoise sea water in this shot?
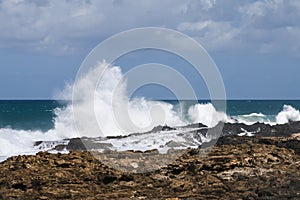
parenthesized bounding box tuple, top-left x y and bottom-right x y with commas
(0, 100, 299, 131)
(0, 99, 300, 162)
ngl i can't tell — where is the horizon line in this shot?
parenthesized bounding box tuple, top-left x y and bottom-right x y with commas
(0, 98, 300, 101)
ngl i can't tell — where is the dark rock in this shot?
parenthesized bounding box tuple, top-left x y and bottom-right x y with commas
(66, 138, 113, 151)
(119, 174, 133, 182)
(34, 141, 43, 146)
(166, 140, 184, 148)
(151, 125, 176, 132)
(1, 133, 300, 199)
(52, 144, 66, 151)
(195, 121, 300, 138)
(66, 138, 87, 151)
(12, 183, 26, 191)
(106, 135, 127, 139)
(179, 123, 207, 129)
(101, 174, 117, 184)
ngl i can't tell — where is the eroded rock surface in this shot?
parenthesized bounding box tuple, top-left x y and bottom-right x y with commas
(1, 136, 300, 199)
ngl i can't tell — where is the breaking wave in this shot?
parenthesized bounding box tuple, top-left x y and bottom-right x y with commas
(276, 105, 300, 124)
(0, 61, 300, 161)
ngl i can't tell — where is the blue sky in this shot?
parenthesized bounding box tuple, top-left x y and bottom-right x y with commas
(0, 0, 300, 99)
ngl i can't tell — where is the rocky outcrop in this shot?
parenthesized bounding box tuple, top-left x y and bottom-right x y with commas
(33, 121, 300, 153)
(150, 125, 177, 132)
(1, 135, 300, 199)
(207, 121, 300, 137)
(34, 122, 300, 151)
(66, 138, 113, 151)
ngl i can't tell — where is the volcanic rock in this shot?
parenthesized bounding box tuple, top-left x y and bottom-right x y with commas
(1, 135, 300, 199)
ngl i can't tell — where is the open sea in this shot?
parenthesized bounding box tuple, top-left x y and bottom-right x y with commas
(1, 62, 300, 161)
(0, 99, 300, 162)
(2, 99, 299, 195)
(1, 100, 300, 131)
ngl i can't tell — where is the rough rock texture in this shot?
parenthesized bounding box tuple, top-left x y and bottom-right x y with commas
(1, 136, 300, 199)
(203, 121, 300, 137)
(33, 122, 300, 153)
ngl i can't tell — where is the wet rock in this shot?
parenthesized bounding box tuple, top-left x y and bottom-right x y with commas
(1, 136, 300, 199)
(34, 141, 43, 146)
(52, 144, 65, 151)
(179, 123, 207, 129)
(166, 140, 185, 148)
(66, 138, 87, 151)
(151, 125, 176, 132)
(199, 121, 300, 137)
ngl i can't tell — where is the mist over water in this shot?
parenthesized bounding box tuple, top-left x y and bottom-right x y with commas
(70, 61, 229, 137)
(70, 62, 188, 137)
(0, 62, 300, 161)
(276, 105, 300, 124)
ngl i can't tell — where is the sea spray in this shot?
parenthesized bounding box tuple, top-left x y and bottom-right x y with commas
(188, 103, 228, 127)
(1, 62, 300, 161)
(276, 105, 300, 124)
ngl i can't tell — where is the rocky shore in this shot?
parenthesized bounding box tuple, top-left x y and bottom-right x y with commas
(33, 121, 300, 155)
(1, 133, 300, 199)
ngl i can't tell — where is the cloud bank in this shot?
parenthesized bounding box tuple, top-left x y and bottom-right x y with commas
(0, 0, 300, 54)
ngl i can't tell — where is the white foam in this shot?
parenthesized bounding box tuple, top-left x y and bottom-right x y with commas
(243, 112, 265, 117)
(0, 127, 73, 161)
(1, 61, 300, 162)
(69, 61, 187, 137)
(231, 113, 275, 125)
(237, 128, 257, 137)
(93, 127, 205, 153)
(231, 106, 300, 125)
(60, 61, 227, 137)
(0, 106, 78, 160)
(276, 105, 300, 124)
(188, 103, 228, 127)
(1, 61, 225, 160)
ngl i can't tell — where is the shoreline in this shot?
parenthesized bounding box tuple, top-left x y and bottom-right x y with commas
(1, 134, 300, 199)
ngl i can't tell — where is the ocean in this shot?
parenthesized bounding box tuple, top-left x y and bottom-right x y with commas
(1, 62, 300, 161)
(0, 99, 300, 162)
(1, 100, 300, 132)
(0, 100, 300, 161)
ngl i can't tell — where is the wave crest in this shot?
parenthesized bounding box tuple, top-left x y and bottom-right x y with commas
(276, 105, 300, 124)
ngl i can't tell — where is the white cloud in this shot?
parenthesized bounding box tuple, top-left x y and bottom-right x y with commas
(238, 0, 300, 53)
(198, 0, 216, 11)
(0, 0, 300, 55)
(177, 20, 240, 51)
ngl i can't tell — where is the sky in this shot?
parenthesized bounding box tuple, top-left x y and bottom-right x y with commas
(0, 0, 300, 99)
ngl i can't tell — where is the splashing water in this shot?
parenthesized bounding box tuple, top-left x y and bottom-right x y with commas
(1, 61, 300, 161)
